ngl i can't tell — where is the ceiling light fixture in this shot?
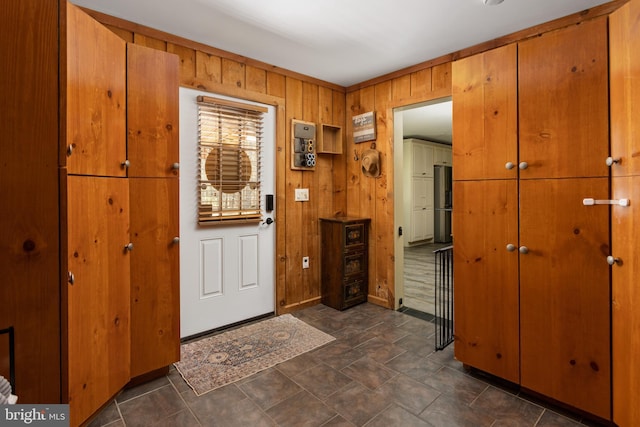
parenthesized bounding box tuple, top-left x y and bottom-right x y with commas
(484, 0, 505, 5)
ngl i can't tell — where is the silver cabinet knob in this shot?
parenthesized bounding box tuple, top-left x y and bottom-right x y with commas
(505, 162, 515, 170)
(172, 162, 180, 170)
(121, 159, 131, 168)
(607, 256, 621, 266)
(519, 162, 529, 170)
(67, 145, 73, 156)
(506, 244, 516, 252)
(172, 237, 180, 244)
(519, 246, 529, 254)
(124, 242, 134, 251)
(68, 271, 75, 285)
(606, 157, 620, 167)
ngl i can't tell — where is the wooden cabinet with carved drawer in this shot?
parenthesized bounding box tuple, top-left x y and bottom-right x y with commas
(320, 218, 370, 310)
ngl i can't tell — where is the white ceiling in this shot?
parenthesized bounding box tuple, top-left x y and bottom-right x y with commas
(72, 0, 613, 142)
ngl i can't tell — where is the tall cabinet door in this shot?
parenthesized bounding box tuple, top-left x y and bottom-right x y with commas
(519, 178, 610, 419)
(518, 18, 609, 180)
(65, 3, 127, 177)
(452, 180, 519, 383)
(452, 43, 518, 181)
(64, 5, 129, 425)
(518, 17, 611, 419)
(127, 43, 180, 178)
(452, 42, 519, 383)
(65, 176, 130, 427)
(129, 178, 180, 377)
(610, 0, 640, 425)
(127, 43, 181, 378)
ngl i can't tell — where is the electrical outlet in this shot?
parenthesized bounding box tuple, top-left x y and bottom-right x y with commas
(302, 256, 309, 269)
(295, 188, 309, 201)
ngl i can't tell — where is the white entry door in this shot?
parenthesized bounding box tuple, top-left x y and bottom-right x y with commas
(179, 87, 275, 338)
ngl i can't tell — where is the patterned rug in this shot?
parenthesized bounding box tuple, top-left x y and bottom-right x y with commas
(174, 314, 335, 396)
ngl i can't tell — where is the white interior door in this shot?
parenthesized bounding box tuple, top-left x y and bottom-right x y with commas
(179, 87, 275, 338)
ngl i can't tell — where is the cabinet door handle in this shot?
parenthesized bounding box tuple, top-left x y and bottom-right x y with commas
(121, 159, 130, 169)
(171, 162, 180, 170)
(506, 244, 516, 252)
(607, 256, 621, 266)
(124, 242, 134, 251)
(518, 162, 528, 170)
(505, 162, 515, 170)
(606, 157, 621, 167)
(172, 237, 180, 244)
(583, 198, 630, 207)
(68, 271, 75, 285)
(519, 246, 529, 254)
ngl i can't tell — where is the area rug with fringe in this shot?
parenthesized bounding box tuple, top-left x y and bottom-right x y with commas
(174, 314, 335, 396)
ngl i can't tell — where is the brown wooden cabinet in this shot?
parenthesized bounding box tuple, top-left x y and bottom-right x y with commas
(320, 218, 370, 310)
(64, 4, 131, 425)
(610, 1, 640, 425)
(452, 42, 520, 384)
(517, 18, 610, 419)
(452, 180, 520, 384)
(65, 176, 131, 424)
(453, 17, 611, 420)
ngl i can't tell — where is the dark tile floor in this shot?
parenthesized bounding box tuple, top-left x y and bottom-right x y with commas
(88, 303, 604, 427)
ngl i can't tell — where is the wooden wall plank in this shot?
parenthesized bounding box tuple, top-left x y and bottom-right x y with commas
(392, 75, 411, 100)
(246, 65, 267, 94)
(221, 58, 245, 89)
(373, 81, 393, 307)
(195, 51, 221, 83)
(133, 33, 166, 50)
(284, 77, 304, 310)
(318, 86, 335, 219)
(167, 43, 195, 83)
(332, 90, 348, 217)
(106, 24, 133, 43)
(301, 82, 320, 302)
(267, 71, 286, 98)
(410, 68, 432, 98)
(432, 62, 452, 92)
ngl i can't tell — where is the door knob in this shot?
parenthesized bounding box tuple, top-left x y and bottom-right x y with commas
(519, 246, 529, 254)
(172, 237, 180, 244)
(506, 244, 516, 252)
(124, 242, 134, 251)
(505, 162, 515, 170)
(519, 162, 528, 170)
(171, 162, 180, 170)
(121, 159, 130, 169)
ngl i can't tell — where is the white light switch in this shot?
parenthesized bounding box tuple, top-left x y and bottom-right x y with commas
(295, 188, 309, 201)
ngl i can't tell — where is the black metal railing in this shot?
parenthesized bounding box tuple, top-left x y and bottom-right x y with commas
(434, 246, 454, 351)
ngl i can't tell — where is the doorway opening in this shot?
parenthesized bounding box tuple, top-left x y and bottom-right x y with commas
(393, 97, 452, 319)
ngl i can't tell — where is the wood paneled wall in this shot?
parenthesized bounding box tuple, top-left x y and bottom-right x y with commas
(83, 0, 624, 313)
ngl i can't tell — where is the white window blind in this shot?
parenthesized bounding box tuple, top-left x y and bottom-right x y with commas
(197, 95, 267, 224)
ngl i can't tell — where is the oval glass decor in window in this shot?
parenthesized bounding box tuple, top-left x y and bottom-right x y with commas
(204, 144, 253, 194)
(197, 96, 266, 224)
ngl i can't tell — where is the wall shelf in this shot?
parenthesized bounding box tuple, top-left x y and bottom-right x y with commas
(318, 123, 343, 154)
